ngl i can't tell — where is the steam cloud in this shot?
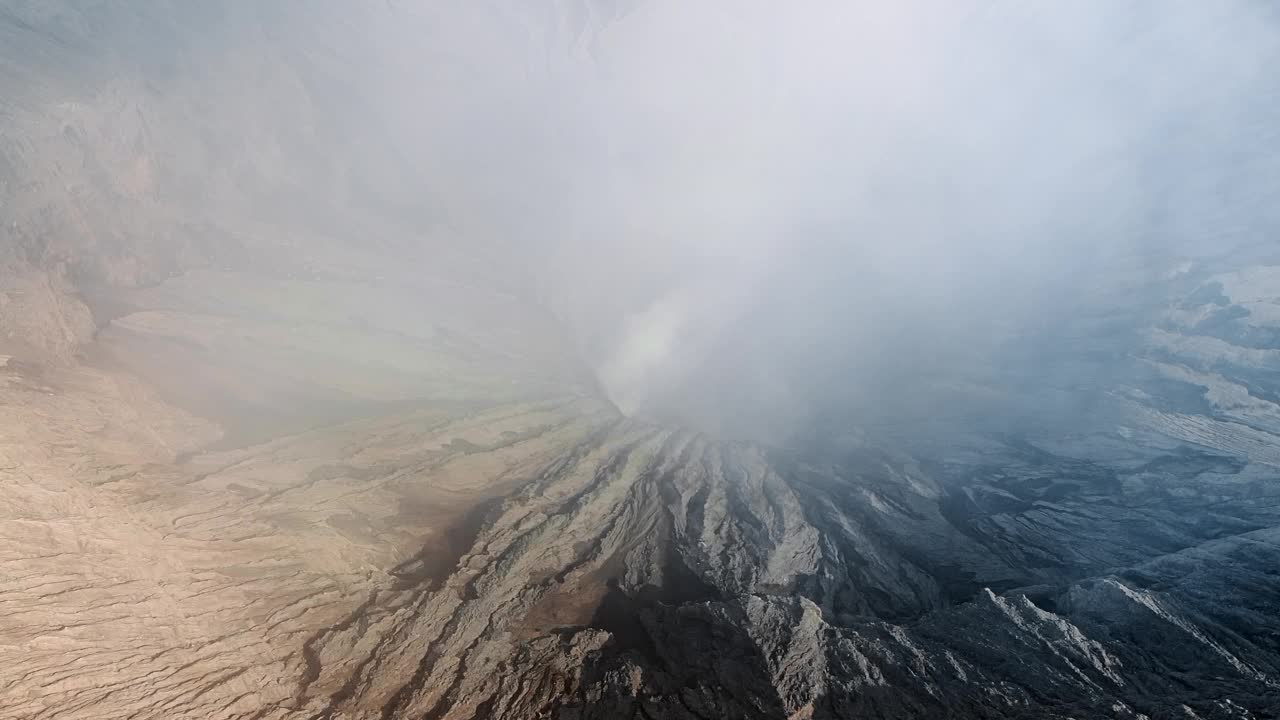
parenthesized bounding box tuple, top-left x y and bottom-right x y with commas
(130, 0, 1280, 441)
(481, 0, 1280, 439)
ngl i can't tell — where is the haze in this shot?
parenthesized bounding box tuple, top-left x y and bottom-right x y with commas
(8, 1, 1280, 446)
(382, 0, 1280, 443)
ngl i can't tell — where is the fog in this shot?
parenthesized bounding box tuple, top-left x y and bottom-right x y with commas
(45, 0, 1280, 444)
(381, 0, 1278, 442)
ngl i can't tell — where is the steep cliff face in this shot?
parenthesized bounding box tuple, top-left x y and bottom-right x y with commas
(3, 3, 1280, 720)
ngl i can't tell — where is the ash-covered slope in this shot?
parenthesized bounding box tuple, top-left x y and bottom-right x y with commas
(5, 252, 1280, 719)
(284, 424, 1280, 720)
(3, 3, 1280, 719)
